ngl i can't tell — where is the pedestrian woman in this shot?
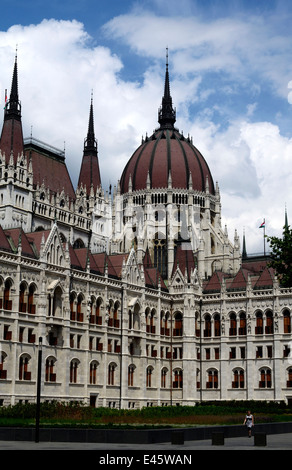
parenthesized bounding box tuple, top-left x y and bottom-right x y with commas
(243, 410, 254, 437)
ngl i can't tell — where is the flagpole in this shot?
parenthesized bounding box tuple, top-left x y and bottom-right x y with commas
(264, 223, 266, 256)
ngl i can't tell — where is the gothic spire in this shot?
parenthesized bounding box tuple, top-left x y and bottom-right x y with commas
(78, 94, 101, 195)
(84, 92, 97, 155)
(158, 48, 176, 129)
(5, 50, 21, 121)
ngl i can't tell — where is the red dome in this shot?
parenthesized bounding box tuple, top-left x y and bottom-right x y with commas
(120, 128, 215, 195)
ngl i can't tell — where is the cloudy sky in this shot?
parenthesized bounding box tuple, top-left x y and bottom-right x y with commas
(0, 0, 291, 255)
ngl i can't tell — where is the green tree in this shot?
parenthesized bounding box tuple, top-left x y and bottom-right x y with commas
(267, 224, 292, 287)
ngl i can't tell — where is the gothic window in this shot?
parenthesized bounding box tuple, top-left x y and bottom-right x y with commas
(27, 284, 36, 314)
(173, 369, 183, 389)
(45, 357, 56, 382)
(206, 369, 218, 389)
(108, 363, 116, 385)
(232, 369, 244, 388)
(89, 361, 98, 384)
(153, 234, 167, 279)
(161, 368, 168, 388)
(204, 314, 211, 337)
(214, 314, 221, 337)
(70, 360, 79, 383)
(283, 309, 291, 334)
(0, 352, 7, 379)
(128, 365, 135, 387)
(19, 282, 27, 313)
(239, 312, 246, 335)
(255, 311, 263, 335)
(146, 366, 153, 388)
(229, 313, 237, 336)
(173, 312, 183, 337)
(259, 368, 272, 388)
(19, 354, 31, 381)
(287, 368, 292, 388)
(265, 311, 274, 334)
(53, 286, 62, 317)
(3, 279, 12, 311)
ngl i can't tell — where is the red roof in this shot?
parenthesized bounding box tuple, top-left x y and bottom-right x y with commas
(120, 129, 215, 194)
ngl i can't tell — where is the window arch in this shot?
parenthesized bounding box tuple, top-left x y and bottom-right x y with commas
(89, 360, 99, 384)
(173, 312, 183, 337)
(128, 364, 136, 387)
(265, 310, 274, 334)
(19, 281, 28, 313)
(232, 368, 244, 388)
(287, 368, 292, 388)
(173, 368, 183, 389)
(229, 313, 237, 336)
(255, 311, 263, 335)
(153, 233, 167, 279)
(108, 362, 117, 385)
(0, 352, 7, 379)
(45, 356, 57, 382)
(206, 369, 218, 389)
(204, 314, 211, 337)
(27, 284, 36, 314)
(70, 359, 80, 383)
(146, 366, 154, 388)
(3, 279, 12, 310)
(53, 286, 63, 317)
(259, 367, 272, 388)
(283, 309, 291, 334)
(19, 354, 31, 381)
(239, 312, 246, 336)
(214, 313, 221, 337)
(161, 367, 168, 388)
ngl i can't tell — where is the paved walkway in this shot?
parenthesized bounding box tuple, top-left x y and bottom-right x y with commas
(0, 432, 291, 450)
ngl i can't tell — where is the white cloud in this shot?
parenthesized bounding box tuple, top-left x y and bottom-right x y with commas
(0, 15, 291, 256)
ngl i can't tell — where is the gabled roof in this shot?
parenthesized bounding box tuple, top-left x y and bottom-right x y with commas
(203, 270, 231, 293)
(4, 228, 37, 258)
(171, 244, 196, 282)
(253, 266, 275, 289)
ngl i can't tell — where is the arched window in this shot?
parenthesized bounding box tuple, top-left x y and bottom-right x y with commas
(287, 368, 292, 388)
(146, 366, 153, 388)
(27, 284, 36, 314)
(229, 313, 237, 336)
(214, 314, 221, 337)
(77, 294, 84, 322)
(255, 311, 263, 335)
(204, 314, 211, 337)
(232, 369, 244, 388)
(239, 312, 246, 336)
(265, 311, 273, 334)
(45, 357, 56, 382)
(283, 310, 291, 334)
(70, 293, 76, 320)
(128, 364, 135, 387)
(206, 369, 218, 389)
(173, 369, 183, 389)
(173, 312, 183, 337)
(53, 286, 62, 317)
(4, 279, 12, 310)
(108, 362, 116, 385)
(19, 354, 31, 381)
(70, 359, 79, 383)
(89, 361, 98, 384)
(259, 368, 272, 388)
(161, 367, 168, 388)
(153, 234, 167, 279)
(0, 352, 7, 379)
(19, 282, 27, 312)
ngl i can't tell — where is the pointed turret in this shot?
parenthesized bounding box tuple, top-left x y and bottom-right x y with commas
(78, 94, 101, 196)
(0, 53, 24, 162)
(158, 48, 176, 129)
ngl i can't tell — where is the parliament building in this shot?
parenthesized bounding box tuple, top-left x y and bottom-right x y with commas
(0, 54, 291, 408)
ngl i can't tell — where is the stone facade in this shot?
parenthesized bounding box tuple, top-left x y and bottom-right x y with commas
(0, 55, 291, 408)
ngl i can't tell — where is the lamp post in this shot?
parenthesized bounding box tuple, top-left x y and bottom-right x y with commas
(35, 336, 42, 443)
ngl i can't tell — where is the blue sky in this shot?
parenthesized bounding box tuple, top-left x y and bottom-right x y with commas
(0, 0, 291, 253)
